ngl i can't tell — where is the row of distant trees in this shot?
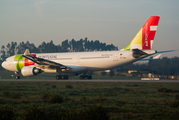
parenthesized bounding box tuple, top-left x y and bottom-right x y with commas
(0, 37, 118, 61)
(0, 38, 179, 76)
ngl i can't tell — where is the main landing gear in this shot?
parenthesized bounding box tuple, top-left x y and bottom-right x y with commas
(56, 75, 69, 80)
(79, 75, 92, 79)
(15, 72, 20, 79)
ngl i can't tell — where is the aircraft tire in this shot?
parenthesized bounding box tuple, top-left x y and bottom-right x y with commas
(60, 75, 69, 80)
(56, 75, 61, 80)
(16, 76, 20, 79)
(84, 75, 88, 79)
(65, 75, 69, 79)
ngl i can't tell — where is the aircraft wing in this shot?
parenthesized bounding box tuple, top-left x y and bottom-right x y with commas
(23, 49, 70, 70)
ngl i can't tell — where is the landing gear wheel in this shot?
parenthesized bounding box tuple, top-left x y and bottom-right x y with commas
(84, 75, 88, 79)
(61, 75, 65, 79)
(56, 75, 61, 80)
(62, 75, 69, 80)
(15, 72, 20, 79)
(80, 75, 84, 79)
(16, 76, 20, 79)
(64, 75, 69, 79)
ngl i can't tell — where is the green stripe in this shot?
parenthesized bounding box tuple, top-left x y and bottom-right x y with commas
(14, 55, 25, 72)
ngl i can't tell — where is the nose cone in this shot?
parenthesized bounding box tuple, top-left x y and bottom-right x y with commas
(1, 60, 15, 71)
(1, 61, 6, 69)
(1, 56, 18, 72)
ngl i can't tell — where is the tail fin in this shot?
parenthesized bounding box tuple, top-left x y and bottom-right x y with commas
(123, 16, 160, 50)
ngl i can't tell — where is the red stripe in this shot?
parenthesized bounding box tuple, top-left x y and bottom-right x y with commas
(25, 54, 36, 66)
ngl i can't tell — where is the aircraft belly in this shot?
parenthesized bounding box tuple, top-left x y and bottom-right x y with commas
(78, 57, 134, 70)
(79, 58, 111, 69)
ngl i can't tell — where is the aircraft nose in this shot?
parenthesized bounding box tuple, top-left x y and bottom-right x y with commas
(1, 61, 7, 69)
(1, 57, 17, 71)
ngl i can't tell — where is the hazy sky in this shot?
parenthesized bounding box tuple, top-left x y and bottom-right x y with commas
(0, 0, 178, 57)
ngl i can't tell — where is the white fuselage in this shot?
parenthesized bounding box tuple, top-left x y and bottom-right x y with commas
(36, 50, 136, 70)
(2, 50, 140, 75)
(2, 49, 157, 77)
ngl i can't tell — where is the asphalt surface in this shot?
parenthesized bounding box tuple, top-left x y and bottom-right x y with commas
(0, 79, 179, 82)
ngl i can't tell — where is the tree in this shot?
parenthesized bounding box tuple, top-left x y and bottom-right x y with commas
(0, 45, 6, 61)
(38, 41, 58, 53)
(16, 41, 39, 54)
(38, 42, 47, 53)
(5, 42, 17, 56)
(61, 39, 69, 52)
(0, 42, 17, 61)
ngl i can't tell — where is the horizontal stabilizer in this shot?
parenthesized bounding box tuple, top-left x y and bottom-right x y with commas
(157, 50, 176, 53)
(140, 54, 161, 61)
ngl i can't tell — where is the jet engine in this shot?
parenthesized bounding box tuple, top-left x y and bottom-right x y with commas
(21, 66, 42, 76)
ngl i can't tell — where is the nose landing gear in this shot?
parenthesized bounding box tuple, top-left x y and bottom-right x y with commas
(15, 76, 20, 79)
(15, 72, 20, 79)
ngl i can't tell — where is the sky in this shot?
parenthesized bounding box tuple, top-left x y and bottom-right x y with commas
(0, 0, 179, 57)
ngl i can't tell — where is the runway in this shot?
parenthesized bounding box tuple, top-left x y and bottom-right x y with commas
(0, 79, 179, 82)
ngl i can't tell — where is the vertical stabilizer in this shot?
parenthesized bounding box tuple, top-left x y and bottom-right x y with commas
(123, 16, 160, 50)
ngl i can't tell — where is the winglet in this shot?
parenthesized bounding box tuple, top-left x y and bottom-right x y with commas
(24, 49, 30, 56)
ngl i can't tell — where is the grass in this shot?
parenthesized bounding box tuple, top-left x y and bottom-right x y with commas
(0, 81, 179, 119)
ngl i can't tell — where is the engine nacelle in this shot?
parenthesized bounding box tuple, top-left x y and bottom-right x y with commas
(21, 66, 41, 77)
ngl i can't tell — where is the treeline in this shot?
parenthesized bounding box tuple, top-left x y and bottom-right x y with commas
(0, 37, 118, 61)
(121, 57, 179, 76)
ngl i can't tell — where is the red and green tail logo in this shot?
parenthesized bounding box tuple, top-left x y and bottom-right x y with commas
(123, 16, 160, 50)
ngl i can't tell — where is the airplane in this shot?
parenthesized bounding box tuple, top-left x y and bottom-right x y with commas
(2, 16, 161, 80)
